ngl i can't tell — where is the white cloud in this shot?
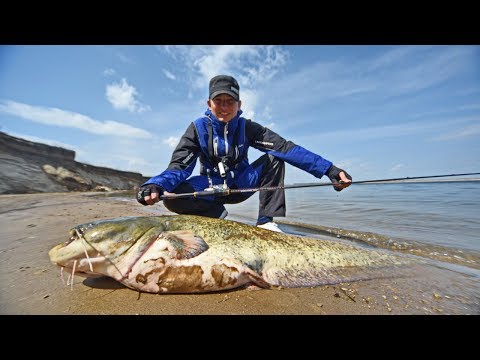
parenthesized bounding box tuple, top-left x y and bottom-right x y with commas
(295, 115, 480, 145)
(391, 163, 406, 172)
(367, 46, 432, 72)
(410, 104, 480, 119)
(94, 152, 152, 174)
(105, 78, 151, 113)
(433, 124, 480, 140)
(271, 46, 477, 111)
(162, 69, 176, 80)
(259, 104, 273, 121)
(251, 103, 275, 128)
(71, 136, 174, 177)
(173, 45, 289, 90)
(265, 60, 377, 106)
(239, 88, 258, 120)
(103, 68, 116, 76)
(6, 131, 77, 151)
(116, 52, 133, 64)
(368, 46, 476, 95)
(163, 136, 179, 148)
(159, 45, 289, 118)
(0, 100, 152, 139)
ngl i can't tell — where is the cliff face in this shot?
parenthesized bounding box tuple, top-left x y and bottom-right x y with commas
(0, 131, 150, 194)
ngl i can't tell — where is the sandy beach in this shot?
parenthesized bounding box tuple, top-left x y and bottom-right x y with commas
(1, 191, 478, 315)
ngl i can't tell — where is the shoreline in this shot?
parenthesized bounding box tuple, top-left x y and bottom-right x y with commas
(1, 192, 478, 315)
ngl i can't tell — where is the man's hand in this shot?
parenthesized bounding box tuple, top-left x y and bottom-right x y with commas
(136, 184, 164, 206)
(326, 164, 352, 191)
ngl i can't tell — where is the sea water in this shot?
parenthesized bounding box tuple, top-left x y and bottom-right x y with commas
(225, 181, 480, 253)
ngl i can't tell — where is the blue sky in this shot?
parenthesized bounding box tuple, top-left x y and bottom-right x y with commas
(1, 45, 479, 184)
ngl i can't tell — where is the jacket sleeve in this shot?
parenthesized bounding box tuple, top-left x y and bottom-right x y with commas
(142, 122, 200, 192)
(245, 120, 333, 178)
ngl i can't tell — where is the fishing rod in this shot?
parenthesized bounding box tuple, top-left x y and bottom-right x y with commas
(159, 172, 480, 200)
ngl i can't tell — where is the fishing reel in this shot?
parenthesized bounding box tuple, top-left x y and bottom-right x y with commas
(204, 161, 230, 196)
(204, 183, 229, 196)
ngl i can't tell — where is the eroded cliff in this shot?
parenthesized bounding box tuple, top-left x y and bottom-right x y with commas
(0, 131, 149, 194)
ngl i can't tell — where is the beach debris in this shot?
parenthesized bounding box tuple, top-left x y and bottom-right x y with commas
(34, 269, 48, 275)
(340, 287, 357, 302)
(218, 295, 230, 303)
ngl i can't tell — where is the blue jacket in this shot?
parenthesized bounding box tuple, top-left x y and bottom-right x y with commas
(143, 109, 333, 192)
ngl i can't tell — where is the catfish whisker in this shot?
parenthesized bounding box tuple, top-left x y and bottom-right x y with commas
(60, 267, 66, 285)
(71, 259, 77, 291)
(81, 238, 94, 272)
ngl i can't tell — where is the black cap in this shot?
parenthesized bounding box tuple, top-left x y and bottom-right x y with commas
(209, 75, 240, 101)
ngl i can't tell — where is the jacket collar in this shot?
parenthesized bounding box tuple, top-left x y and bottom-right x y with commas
(204, 109, 243, 133)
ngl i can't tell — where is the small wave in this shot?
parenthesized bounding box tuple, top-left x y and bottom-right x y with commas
(276, 219, 480, 271)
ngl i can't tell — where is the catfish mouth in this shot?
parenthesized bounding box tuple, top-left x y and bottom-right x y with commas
(52, 228, 104, 268)
(62, 266, 105, 278)
(50, 228, 108, 287)
(52, 225, 162, 289)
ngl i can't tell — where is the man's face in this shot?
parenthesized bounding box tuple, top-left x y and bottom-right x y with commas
(208, 94, 241, 123)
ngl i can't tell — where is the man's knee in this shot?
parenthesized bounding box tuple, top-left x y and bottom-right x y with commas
(163, 199, 188, 214)
(163, 198, 226, 219)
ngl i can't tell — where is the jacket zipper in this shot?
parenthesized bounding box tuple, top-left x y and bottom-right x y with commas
(224, 123, 229, 155)
(213, 137, 218, 157)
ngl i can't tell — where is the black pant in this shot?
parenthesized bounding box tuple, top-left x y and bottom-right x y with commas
(163, 154, 286, 219)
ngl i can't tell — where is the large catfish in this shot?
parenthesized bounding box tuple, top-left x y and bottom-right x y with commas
(49, 215, 410, 293)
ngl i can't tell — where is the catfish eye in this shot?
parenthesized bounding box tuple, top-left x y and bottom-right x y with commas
(64, 228, 82, 246)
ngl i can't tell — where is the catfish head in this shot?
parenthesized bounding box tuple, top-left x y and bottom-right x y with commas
(48, 216, 208, 284)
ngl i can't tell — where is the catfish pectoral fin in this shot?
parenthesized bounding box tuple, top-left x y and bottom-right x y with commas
(160, 230, 209, 259)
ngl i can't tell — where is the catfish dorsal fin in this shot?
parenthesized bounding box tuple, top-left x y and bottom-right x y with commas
(160, 230, 209, 259)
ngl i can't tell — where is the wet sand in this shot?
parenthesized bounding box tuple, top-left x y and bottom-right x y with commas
(1, 192, 478, 315)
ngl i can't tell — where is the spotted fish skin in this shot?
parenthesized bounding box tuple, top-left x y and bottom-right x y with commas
(48, 215, 409, 293)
